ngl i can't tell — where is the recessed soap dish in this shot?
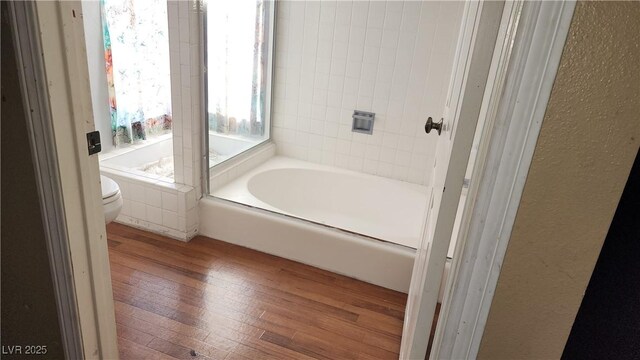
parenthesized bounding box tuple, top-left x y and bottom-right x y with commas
(352, 110, 375, 135)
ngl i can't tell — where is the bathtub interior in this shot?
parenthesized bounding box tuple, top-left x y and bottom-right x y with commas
(208, 132, 266, 167)
(99, 135, 175, 182)
(212, 156, 429, 248)
(99, 132, 262, 183)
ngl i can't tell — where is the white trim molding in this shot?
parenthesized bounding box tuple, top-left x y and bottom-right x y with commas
(8, 2, 84, 358)
(432, 1, 576, 359)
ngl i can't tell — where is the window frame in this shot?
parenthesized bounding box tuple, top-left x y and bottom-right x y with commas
(203, 0, 276, 195)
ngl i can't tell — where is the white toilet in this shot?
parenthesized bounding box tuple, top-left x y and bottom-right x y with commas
(101, 175, 123, 224)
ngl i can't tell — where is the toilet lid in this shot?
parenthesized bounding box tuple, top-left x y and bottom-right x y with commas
(101, 175, 120, 199)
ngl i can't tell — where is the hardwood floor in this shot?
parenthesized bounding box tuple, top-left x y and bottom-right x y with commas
(107, 223, 407, 360)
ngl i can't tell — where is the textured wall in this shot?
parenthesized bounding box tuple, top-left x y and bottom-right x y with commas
(272, 1, 463, 185)
(478, 2, 640, 359)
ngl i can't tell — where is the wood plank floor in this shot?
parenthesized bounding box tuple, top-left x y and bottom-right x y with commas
(107, 223, 407, 360)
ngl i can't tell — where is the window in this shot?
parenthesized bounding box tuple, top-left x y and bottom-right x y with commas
(205, 0, 273, 167)
(101, 0, 172, 146)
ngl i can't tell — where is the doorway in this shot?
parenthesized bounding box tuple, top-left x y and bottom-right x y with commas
(11, 0, 568, 358)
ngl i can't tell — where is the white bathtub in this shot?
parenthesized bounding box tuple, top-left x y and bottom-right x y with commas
(200, 156, 428, 292)
(214, 157, 429, 248)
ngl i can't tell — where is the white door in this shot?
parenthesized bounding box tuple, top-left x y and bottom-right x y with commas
(400, 2, 505, 359)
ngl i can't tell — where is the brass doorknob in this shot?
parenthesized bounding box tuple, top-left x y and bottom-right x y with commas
(425, 117, 443, 135)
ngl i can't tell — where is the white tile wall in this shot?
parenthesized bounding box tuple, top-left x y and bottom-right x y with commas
(102, 169, 199, 241)
(167, 0, 203, 236)
(272, 1, 464, 185)
(168, 0, 203, 198)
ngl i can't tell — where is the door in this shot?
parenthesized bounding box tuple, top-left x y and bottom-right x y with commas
(400, 2, 505, 359)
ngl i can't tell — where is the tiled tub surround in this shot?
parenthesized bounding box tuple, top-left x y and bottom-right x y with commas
(100, 137, 198, 241)
(272, 1, 464, 185)
(101, 167, 199, 241)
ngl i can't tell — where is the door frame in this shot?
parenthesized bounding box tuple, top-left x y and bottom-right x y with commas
(431, 1, 576, 359)
(9, 1, 119, 358)
(8, 3, 84, 358)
